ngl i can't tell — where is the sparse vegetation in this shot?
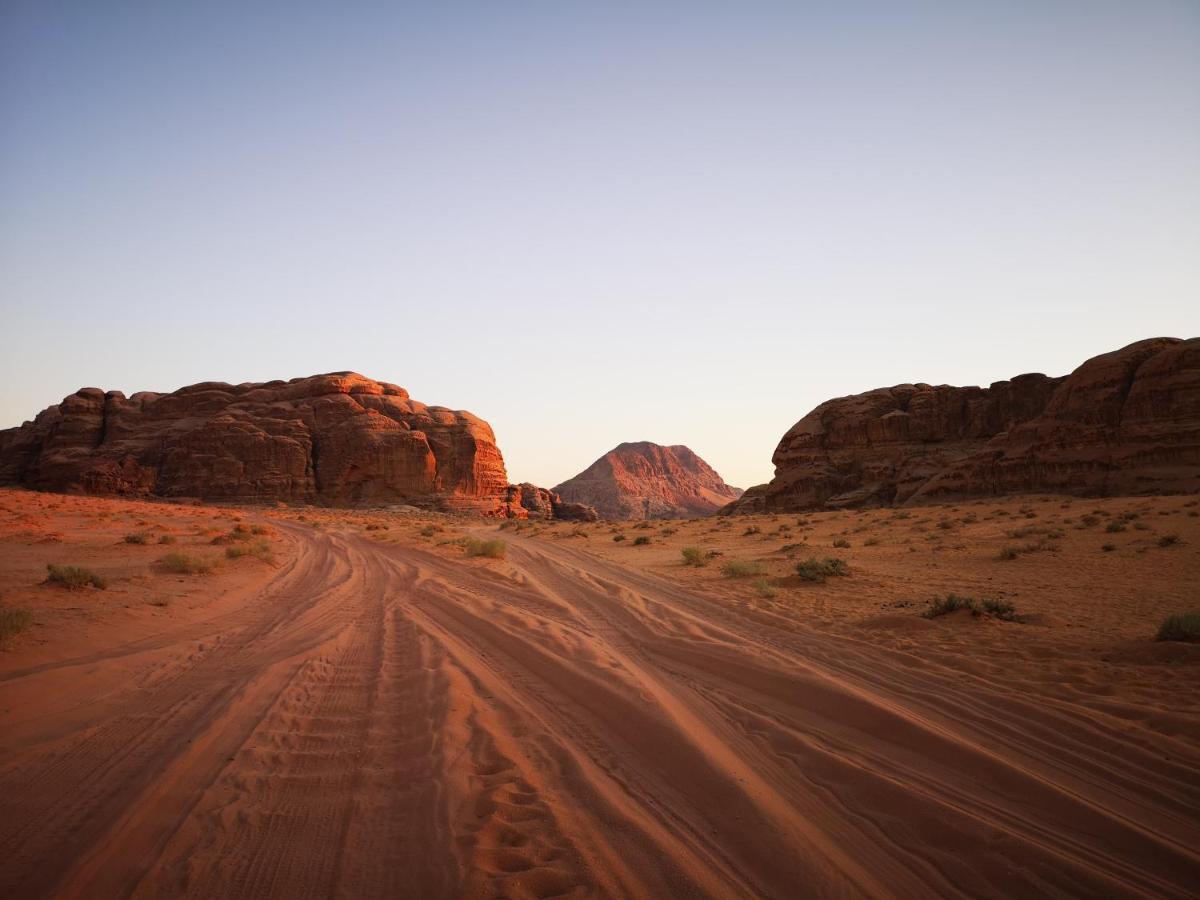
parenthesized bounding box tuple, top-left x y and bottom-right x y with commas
(832, 538, 850, 549)
(632, 536, 651, 546)
(463, 538, 507, 559)
(998, 546, 1019, 561)
(0, 605, 33, 642)
(743, 526, 761, 536)
(1158, 533, 1180, 547)
(980, 598, 1022, 622)
(752, 577, 776, 598)
(681, 546, 707, 567)
(45, 564, 107, 590)
(225, 540, 276, 564)
(612, 534, 626, 542)
(158, 534, 177, 545)
(721, 560, 765, 578)
(922, 594, 977, 618)
(794, 557, 848, 582)
(1105, 521, 1127, 533)
(1102, 543, 1116, 552)
(160, 553, 215, 575)
(1155, 613, 1200, 643)
(863, 537, 880, 546)
(123, 531, 152, 545)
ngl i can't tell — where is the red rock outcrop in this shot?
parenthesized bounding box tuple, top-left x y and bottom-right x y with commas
(553, 442, 742, 520)
(722, 338, 1200, 513)
(503, 483, 599, 522)
(0, 373, 511, 512)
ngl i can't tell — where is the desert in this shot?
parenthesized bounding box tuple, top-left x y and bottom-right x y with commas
(1, 481, 1197, 897)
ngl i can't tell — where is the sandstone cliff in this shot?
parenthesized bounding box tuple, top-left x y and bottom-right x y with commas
(553, 442, 742, 520)
(504, 483, 599, 522)
(723, 338, 1200, 513)
(0, 372, 511, 512)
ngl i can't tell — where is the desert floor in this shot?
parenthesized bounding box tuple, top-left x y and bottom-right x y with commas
(0, 487, 1198, 898)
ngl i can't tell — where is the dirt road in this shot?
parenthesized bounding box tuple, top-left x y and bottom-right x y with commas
(1, 522, 1198, 898)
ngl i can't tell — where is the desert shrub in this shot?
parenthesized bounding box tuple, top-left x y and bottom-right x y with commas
(158, 534, 177, 545)
(160, 553, 215, 575)
(464, 538, 507, 559)
(681, 546, 707, 567)
(937, 519, 954, 530)
(980, 598, 1022, 621)
(832, 538, 850, 549)
(752, 577, 776, 598)
(251, 524, 271, 535)
(632, 536, 651, 546)
(0, 606, 33, 641)
(1105, 521, 1126, 533)
(124, 531, 152, 545)
(225, 541, 276, 564)
(863, 537, 880, 547)
(794, 557, 848, 583)
(420, 525, 443, 538)
(922, 594, 977, 618)
(743, 526, 761, 536)
(1158, 534, 1180, 547)
(612, 534, 626, 542)
(779, 542, 808, 555)
(660, 527, 677, 536)
(1155, 613, 1200, 643)
(998, 546, 1020, 561)
(721, 560, 765, 578)
(45, 564, 107, 590)
(1102, 543, 1116, 552)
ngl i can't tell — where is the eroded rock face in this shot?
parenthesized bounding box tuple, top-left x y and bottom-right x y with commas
(722, 338, 1200, 513)
(503, 483, 599, 522)
(0, 372, 510, 512)
(553, 442, 742, 520)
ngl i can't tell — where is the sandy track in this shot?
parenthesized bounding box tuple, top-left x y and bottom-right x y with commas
(1, 523, 1197, 898)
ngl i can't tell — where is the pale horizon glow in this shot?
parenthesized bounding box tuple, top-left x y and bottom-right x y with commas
(2, 1, 1197, 490)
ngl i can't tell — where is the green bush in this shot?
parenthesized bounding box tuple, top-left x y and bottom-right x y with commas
(980, 598, 1022, 621)
(45, 564, 107, 590)
(680, 546, 707, 567)
(1155, 613, 1200, 642)
(794, 557, 848, 583)
(0, 605, 33, 641)
(160, 553, 215, 575)
(721, 560, 765, 578)
(464, 538, 507, 559)
(922, 594, 977, 618)
(123, 531, 152, 545)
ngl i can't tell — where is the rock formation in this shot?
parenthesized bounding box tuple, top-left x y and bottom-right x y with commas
(553, 442, 742, 519)
(0, 372, 512, 512)
(504, 483, 599, 522)
(722, 338, 1200, 513)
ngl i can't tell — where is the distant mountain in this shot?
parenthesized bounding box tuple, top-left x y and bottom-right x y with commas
(553, 442, 742, 520)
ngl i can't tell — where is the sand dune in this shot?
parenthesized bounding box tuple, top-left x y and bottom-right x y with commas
(0, 490, 1198, 897)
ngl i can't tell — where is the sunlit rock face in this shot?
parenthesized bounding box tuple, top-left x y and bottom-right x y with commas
(0, 372, 511, 512)
(553, 442, 743, 520)
(722, 338, 1200, 513)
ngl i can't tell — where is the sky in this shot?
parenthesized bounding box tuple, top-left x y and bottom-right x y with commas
(1, 1, 1197, 490)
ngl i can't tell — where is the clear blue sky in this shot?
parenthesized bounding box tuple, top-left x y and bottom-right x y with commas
(2, 1, 1197, 489)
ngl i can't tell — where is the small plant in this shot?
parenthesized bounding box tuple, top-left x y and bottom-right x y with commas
(124, 531, 152, 545)
(832, 538, 850, 549)
(464, 538, 507, 559)
(0, 605, 33, 642)
(420, 525, 444, 538)
(922, 594, 977, 618)
(863, 537, 880, 547)
(612, 534, 626, 542)
(1155, 613, 1200, 643)
(681, 546, 707, 567)
(998, 546, 1019, 561)
(1102, 543, 1116, 552)
(160, 553, 215, 575)
(225, 541, 276, 564)
(721, 560, 765, 577)
(158, 534, 177, 545)
(45, 564, 107, 590)
(980, 598, 1022, 622)
(743, 526, 761, 536)
(1105, 521, 1126, 533)
(752, 577, 776, 598)
(794, 557, 848, 583)
(1158, 534, 1180, 547)
(632, 536, 651, 546)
